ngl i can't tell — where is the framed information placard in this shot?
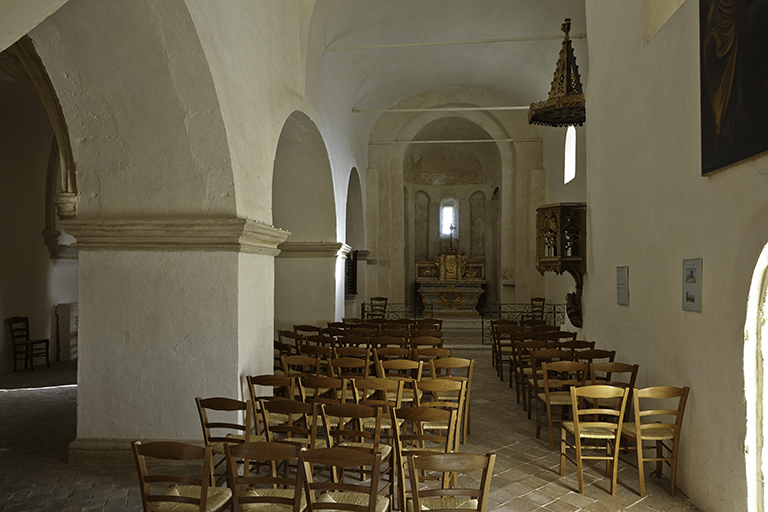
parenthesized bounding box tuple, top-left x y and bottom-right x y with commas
(617, 266, 629, 306)
(682, 258, 702, 312)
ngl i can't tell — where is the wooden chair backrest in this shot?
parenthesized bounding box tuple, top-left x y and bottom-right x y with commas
(576, 349, 617, 364)
(281, 354, 322, 378)
(407, 452, 495, 512)
(380, 328, 410, 339)
(260, 399, 319, 448)
(299, 376, 348, 405)
(305, 334, 336, 348)
(224, 441, 302, 512)
(247, 374, 294, 435)
(133, 441, 228, 512)
(196, 397, 252, 445)
(411, 329, 443, 339)
(6, 316, 29, 342)
(293, 324, 321, 336)
(631, 386, 690, 440)
(299, 447, 383, 512)
(372, 334, 406, 349)
(353, 377, 404, 409)
(322, 403, 383, 450)
(329, 354, 370, 379)
(410, 336, 444, 350)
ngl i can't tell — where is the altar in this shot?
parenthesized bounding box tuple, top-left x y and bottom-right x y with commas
(416, 247, 485, 316)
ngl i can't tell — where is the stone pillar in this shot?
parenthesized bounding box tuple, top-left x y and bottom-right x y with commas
(62, 218, 289, 462)
(274, 242, 351, 330)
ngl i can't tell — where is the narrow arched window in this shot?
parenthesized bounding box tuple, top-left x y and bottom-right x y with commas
(564, 126, 576, 184)
(440, 197, 458, 240)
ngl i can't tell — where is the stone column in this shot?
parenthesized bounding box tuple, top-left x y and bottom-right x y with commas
(274, 242, 351, 330)
(62, 218, 289, 462)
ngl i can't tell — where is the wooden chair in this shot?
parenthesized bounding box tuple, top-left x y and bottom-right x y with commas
(330, 352, 371, 380)
(349, 326, 378, 338)
(544, 330, 578, 344)
(621, 386, 690, 497)
(536, 361, 588, 450)
(527, 348, 572, 419)
(327, 321, 352, 331)
(379, 328, 410, 340)
(560, 385, 629, 495)
(512, 340, 555, 410)
(589, 362, 639, 417)
(261, 399, 324, 448)
(530, 296, 546, 320)
(353, 377, 404, 433)
(6, 316, 50, 371)
(339, 334, 373, 349)
(342, 317, 364, 324)
(412, 347, 453, 379)
(576, 349, 616, 364)
(224, 441, 305, 512)
(429, 358, 474, 444)
(283, 354, 323, 379)
(299, 345, 334, 377)
(306, 334, 336, 348)
(391, 406, 457, 510)
(410, 329, 443, 340)
(246, 374, 294, 437)
(322, 403, 394, 502)
(279, 330, 305, 354)
(294, 324, 322, 337)
(558, 340, 596, 359)
(414, 378, 466, 453)
(301, 376, 349, 431)
(406, 452, 495, 512)
(374, 347, 411, 364)
(132, 441, 231, 512)
(195, 397, 253, 481)
(412, 318, 443, 330)
(274, 340, 294, 373)
(369, 296, 388, 319)
(376, 358, 423, 405)
(372, 335, 407, 349)
(492, 324, 524, 381)
(410, 336, 443, 351)
(391, 318, 416, 328)
(299, 447, 390, 512)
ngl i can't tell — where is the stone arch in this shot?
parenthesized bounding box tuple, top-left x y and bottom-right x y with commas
(29, 0, 237, 219)
(367, 88, 542, 305)
(273, 110, 341, 330)
(344, 168, 365, 315)
(744, 240, 768, 511)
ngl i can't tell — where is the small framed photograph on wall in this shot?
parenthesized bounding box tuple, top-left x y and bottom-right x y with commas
(682, 258, 702, 312)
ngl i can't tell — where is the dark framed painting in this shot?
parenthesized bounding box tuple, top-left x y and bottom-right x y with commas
(700, 0, 768, 175)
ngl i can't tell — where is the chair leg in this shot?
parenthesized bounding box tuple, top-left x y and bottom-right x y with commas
(559, 427, 567, 476)
(636, 438, 646, 498)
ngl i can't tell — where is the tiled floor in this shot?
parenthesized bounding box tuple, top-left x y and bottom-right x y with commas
(0, 331, 700, 511)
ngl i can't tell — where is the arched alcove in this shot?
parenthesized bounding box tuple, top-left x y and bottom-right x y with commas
(0, 67, 77, 372)
(403, 116, 502, 307)
(273, 111, 337, 242)
(273, 111, 340, 330)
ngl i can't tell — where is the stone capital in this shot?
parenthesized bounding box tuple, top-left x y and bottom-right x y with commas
(60, 218, 290, 256)
(277, 241, 352, 258)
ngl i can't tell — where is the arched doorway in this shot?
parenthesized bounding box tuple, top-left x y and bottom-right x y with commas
(344, 168, 365, 317)
(0, 39, 78, 373)
(744, 241, 768, 511)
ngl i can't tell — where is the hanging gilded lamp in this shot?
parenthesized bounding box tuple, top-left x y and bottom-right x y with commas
(528, 18, 585, 127)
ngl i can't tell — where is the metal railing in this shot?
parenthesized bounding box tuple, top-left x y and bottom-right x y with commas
(480, 303, 567, 345)
(361, 302, 434, 320)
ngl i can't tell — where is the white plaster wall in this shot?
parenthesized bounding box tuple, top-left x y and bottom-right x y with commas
(77, 251, 239, 439)
(584, 1, 768, 508)
(542, 126, 588, 320)
(0, 0, 67, 53)
(237, 254, 275, 395)
(274, 258, 338, 332)
(0, 80, 68, 372)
